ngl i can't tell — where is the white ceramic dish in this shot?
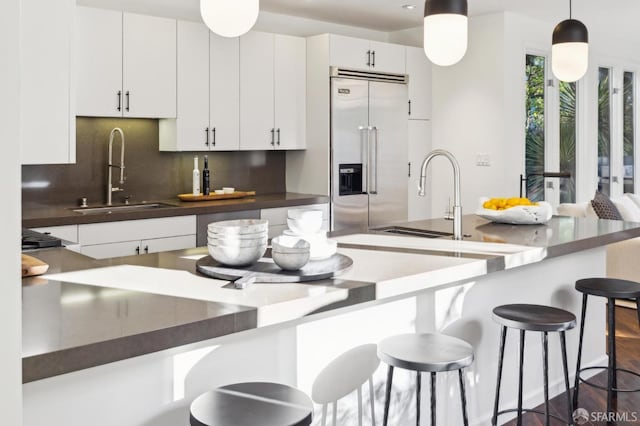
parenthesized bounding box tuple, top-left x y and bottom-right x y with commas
(271, 236, 311, 270)
(208, 243, 266, 266)
(271, 236, 310, 253)
(214, 189, 225, 195)
(222, 187, 235, 194)
(208, 229, 267, 240)
(287, 216, 322, 234)
(208, 219, 268, 234)
(287, 209, 323, 221)
(310, 239, 338, 260)
(208, 235, 268, 248)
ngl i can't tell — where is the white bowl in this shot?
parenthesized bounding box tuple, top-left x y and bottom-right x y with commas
(283, 229, 327, 244)
(287, 216, 322, 234)
(214, 189, 225, 195)
(288, 208, 323, 221)
(310, 239, 337, 260)
(208, 219, 268, 235)
(222, 187, 235, 194)
(271, 236, 310, 253)
(208, 235, 267, 248)
(208, 229, 267, 240)
(271, 236, 311, 270)
(208, 243, 266, 266)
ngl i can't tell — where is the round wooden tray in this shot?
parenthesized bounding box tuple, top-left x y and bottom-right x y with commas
(196, 250, 353, 289)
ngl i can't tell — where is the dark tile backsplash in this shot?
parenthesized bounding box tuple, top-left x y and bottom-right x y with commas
(22, 117, 286, 207)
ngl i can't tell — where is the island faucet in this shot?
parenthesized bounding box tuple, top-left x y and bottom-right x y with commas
(107, 127, 125, 206)
(418, 149, 463, 240)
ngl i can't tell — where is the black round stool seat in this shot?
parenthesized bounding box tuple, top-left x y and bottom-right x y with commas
(492, 304, 576, 332)
(189, 382, 313, 426)
(576, 277, 640, 298)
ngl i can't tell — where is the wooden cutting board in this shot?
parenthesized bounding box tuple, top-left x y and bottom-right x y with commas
(22, 254, 49, 277)
(177, 190, 256, 202)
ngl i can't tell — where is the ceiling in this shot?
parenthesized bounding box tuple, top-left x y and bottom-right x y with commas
(78, 0, 640, 45)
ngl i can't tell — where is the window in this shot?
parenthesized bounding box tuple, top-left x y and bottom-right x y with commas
(559, 81, 577, 203)
(598, 67, 611, 196)
(525, 54, 545, 201)
(623, 71, 635, 193)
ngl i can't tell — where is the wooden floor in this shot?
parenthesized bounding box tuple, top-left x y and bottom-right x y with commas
(503, 306, 640, 425)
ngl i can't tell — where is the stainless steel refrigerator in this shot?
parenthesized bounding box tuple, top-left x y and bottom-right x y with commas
(330, 67, 409, 231)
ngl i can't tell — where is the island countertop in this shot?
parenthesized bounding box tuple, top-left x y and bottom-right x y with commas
(22, 214, 640, 383)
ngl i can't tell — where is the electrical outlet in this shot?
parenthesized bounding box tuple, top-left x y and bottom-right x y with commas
(476, 153, 491, 167)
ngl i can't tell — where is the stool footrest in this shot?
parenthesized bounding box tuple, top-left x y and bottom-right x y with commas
(495, 408, 568, 424)
(577, 366, 640, 392)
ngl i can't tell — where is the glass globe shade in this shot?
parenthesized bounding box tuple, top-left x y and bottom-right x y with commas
(200, 0, 259, 38)
(552, 42, 588, 82)
(423, 14, 468, 66)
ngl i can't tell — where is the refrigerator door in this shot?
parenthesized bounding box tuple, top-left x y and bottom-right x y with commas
(331, 78, 369, 231)
(368, 81, 409, 227)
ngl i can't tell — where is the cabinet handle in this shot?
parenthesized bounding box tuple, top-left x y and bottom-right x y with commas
(276, 128, 281, 146)
(125, 91, 130, 112)
(144, 245, 149, 254)
(270, 128, 275, 146)
(366, 50, 371, 67)
(205, 127, 209, 146)
(135, 246, 140, 255)
(408, 100, 412, 116)
(408, 162, 411, 178)
(117, 91, 122, 112)
(212, 127, 216, 147)
(371, 50, 376, 67)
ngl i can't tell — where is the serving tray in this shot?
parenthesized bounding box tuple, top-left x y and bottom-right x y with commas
(178, 191, 256, 202)
(195, 251, 353, 289)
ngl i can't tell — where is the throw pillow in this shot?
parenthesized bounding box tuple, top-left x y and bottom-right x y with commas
(613, 195, 640, 222)
(591, 191, 623, 220)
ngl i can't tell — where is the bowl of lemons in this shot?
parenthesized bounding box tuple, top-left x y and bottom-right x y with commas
(475, 196, 552, 224)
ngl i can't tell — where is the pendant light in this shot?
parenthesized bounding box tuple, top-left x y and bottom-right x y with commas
(423, 0, 468, 66)
(200, 0, 259, 38)
(551, 0, 589, 82)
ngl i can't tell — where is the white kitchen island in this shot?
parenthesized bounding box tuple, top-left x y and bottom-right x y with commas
(22, 215, 640, 425)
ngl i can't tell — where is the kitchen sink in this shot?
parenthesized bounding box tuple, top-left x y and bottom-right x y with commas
(71, 202, 175, 215)
(373, 226, 453, 239)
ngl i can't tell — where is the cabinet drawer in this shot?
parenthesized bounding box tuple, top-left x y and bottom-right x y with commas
(78, 216, 196, 245)
(260, 204, 329, 226)
(31, 225, 78, 243)
(80, 240, 141, 259)
(142, 235, 196, 254)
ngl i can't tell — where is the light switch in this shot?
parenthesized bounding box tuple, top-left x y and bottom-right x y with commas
(476, 153, 490, 167)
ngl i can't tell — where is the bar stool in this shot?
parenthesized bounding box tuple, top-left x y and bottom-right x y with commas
(189, 382, 313, 426)
(491, 304, 576, 426)
(573, 278, 640, 414)
(378, 333, 474, 426)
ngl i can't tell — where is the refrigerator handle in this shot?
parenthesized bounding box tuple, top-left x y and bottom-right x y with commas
(369, 126, 378, 195)
(358, 126, 369, 193)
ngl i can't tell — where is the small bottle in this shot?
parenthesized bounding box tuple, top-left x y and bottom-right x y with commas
(202, 155, 210, 196)
(192, 156, 200, 195)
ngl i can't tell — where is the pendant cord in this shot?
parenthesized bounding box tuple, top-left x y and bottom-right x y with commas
(569, 0, 572, 19)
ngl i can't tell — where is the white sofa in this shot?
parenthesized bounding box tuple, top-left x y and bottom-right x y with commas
(558, 193, 640, 288)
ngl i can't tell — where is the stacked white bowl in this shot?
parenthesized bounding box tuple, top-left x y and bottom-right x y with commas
(207, 219, 268, 266)
(285, 209, 337, 260)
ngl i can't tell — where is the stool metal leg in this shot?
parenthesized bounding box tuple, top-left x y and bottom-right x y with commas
(636, 298, 640, 327)
(416, 371, 421, 426)
(573, 293, 588, 409)
(492, 326, 507, 426)
(368, 377, 376, 426)
(542, 331, 550, 426)
(383, 365, 394, 426)
(357, 386, 363, 426)
(607, 297, 616, 413)
(458, 369, 469, 426)
(559, 331, 573, 426)
(517, 330, 526, 426)
(430, 372, 436, 426)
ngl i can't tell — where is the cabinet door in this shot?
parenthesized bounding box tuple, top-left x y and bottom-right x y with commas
(123, 13, 177, 118)
(369, 41, 406, 74)
(80, 240, 142, 259)
(239, 31, 275, 150)
(75, 7, 123, 117)
(274, 35, 306, 150)
(406, 47, 432, 120)
(21, 0, 75, 164)
(210, 34, 240, 150)
(175, 20, 210, 151)
(329, 34, 370, 70)
(141, 235, 196, 254)
(408, 120, 432, 221)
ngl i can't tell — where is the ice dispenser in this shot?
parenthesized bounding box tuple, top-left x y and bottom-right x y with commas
(339, 163, 363, 195)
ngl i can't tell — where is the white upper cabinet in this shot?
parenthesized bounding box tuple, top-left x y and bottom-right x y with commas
(406, 46, 432, 120)
(329, 35, 405, 74)
(75, 7, 176, 118)
(21, 0, 75, 164)
(240, 31, 306, 150)
(210, 33, 240, 150)
(160, 22, 239, 151)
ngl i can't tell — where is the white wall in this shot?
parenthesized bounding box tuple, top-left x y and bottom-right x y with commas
(0, 0, 23, 423)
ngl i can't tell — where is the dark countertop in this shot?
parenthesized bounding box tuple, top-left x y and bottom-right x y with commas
(22, 214, 640, 383)
(22, 192, 329, 227)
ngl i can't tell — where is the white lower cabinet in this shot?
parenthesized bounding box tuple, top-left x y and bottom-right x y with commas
(260, 203, 329, 239)
(78, 216, 196, 259)
(30, 225, 79, 243)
